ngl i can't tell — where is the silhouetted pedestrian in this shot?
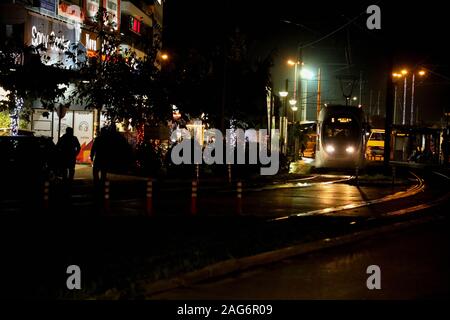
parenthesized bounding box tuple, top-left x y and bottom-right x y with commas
(57, 127, 81, 182)
(90, 127, 108, 186)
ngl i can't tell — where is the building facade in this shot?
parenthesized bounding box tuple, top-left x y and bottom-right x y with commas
(0, 0, 163, 162)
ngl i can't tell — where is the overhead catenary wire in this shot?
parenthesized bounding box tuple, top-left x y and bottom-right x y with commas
(297, 0, 382, 50)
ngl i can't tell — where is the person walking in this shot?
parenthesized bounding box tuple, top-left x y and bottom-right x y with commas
(90, 127, 109, 186)
(56, 127, 81, 182)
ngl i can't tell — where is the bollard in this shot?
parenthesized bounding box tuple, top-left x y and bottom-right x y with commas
(43, 181, 50, 209)
(355, 166, 359, 186)
(392, 166, 396, 186)
(236, 181, 242, 215)
(227, 164, 232, 184)
(191, 180, 198, 215)
(104, 180, 110, 212)
(196, 164, 200, 182)
(146, 178, 153, 216)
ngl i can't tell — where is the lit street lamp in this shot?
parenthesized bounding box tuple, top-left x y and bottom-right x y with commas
(391, 69, 408, 125)
(289, 99, 298, 122)
(279, 90, 289, 153)
(410, 70, 426, 125)
(392, 68, 426, 125)
(287, 60, 299, 99)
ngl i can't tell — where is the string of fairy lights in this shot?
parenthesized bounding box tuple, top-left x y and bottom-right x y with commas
(10, 95, 23, 136)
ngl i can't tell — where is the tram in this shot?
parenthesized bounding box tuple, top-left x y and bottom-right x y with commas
(315, 104, 367, 168)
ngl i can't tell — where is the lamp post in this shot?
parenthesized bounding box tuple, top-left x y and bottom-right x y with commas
(287, 60, 299, 101)
(392, 70, 408, 125)
(289, 99, 298, 122)
(411, 70, 426, 125)
(279, 90, 288, 154)
(401, 69, 408, 125)
(393, 69, 426, 126)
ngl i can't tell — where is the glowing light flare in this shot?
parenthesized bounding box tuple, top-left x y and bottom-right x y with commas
(346, 146, 355, 153)
(325, 145, 335, 153)
(300, 68, 314, 80)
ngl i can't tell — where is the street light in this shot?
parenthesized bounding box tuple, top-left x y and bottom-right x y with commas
(392, 72, 404, 124)
(393, 68, 427, 125)
(393, 69, 408, 125)
(287, 60, 301, 121)
(278, 89, 290, 154)
(289, 99, 298, 122)
(300, 68, 314, 80)
(290, 105, 298, 122)
(410, 70, 426, 125)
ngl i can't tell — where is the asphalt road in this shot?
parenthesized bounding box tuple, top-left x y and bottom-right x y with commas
(149, 217, 450, 300)
(0, 164, 423, 217)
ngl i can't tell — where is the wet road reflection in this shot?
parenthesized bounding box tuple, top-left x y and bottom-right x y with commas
(150, 219, 450, 300)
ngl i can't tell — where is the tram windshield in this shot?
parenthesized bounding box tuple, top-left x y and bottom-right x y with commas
(322, 116, 360, 142)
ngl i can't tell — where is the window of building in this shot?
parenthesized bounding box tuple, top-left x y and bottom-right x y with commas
(129, 16, 141, 34)
(107, 0, 117, 11)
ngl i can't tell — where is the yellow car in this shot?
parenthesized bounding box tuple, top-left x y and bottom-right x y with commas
(366, 129, 385, 160)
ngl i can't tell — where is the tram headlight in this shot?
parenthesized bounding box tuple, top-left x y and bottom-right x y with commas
(325, 145, 335, 153)
(346, 146, 355, 154)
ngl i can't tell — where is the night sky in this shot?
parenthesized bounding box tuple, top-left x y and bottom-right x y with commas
(163, 0, 450, 123)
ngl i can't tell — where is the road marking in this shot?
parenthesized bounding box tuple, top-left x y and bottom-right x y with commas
(271, 171, 425, 221)
(432, 171, 450, 180)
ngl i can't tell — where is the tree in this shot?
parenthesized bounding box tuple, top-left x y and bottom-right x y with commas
(72, 7, 170, 138)
(0, 32, 71, 135)
(165, 28, 274, 130)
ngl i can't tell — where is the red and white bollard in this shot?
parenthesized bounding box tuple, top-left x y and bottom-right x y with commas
(236, 181, 242, 215)
(104, 180, 110, 212)
(43, 181, 49, 209)
(146, 178, 153, 216)
(191, 180, 198, 215)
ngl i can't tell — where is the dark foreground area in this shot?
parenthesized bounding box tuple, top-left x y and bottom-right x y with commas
(0, 202, 448, 299)
(0, 167, 447, 299)
(151, 215, 450, 300)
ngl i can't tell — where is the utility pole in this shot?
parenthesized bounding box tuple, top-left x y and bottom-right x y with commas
(359, 71, 362, 107)
(316, 67, 321, 120)
(384, 57, 394, 168)
(298, 44, 303, 122)
(283, 79, 289, 154)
